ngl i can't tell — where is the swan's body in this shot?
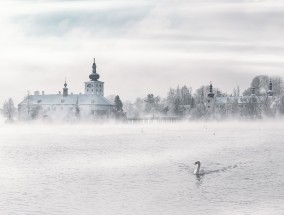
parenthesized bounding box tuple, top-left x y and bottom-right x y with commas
(194, 161, 205, 175)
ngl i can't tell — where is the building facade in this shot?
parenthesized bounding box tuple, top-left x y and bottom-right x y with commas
(205, 80, 277, 118)
(18, 58, 114, 120)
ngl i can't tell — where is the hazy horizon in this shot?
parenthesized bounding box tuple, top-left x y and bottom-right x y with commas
(1, 0, 284, 105)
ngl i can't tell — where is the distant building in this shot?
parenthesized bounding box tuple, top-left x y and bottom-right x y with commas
(18, 58, 114, 120)
(206, 79, 277, 117)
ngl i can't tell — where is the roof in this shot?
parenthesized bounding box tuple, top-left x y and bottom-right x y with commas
(215, 95, 266, 105)
(19, 94, 114, 106)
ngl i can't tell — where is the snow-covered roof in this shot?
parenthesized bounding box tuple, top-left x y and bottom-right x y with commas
(19, 94, 114, 106)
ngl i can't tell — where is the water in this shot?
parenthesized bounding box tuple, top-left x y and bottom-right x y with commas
(0, 122, 283, 215)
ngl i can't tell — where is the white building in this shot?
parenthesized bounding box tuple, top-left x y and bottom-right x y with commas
(18, 58, 114, 120)
(205, 80, 277, 117)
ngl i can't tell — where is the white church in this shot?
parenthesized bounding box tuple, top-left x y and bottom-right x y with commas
(18, 58, 115, 120)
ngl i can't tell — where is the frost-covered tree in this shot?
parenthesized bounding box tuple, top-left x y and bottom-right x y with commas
(145, 94, 163, 114)
(2, 98, 16, 121)
(114, 95, 123, 111)
(166, 85, 193, 115)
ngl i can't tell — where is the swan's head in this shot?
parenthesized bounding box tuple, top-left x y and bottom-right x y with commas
(194, 161, 201, 165)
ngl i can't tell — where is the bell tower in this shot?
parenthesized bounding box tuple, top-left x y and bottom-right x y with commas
(206, 82, 215, 113)
(85, 58, 104, 96)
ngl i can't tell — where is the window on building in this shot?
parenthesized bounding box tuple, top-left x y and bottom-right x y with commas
(92, 89, 93, 92)
(208, 100, 210, 103)
(61, 99, 65, 103)
(91, 100, 95, 103)
(37, 100, 42, 103)
(208, 106, 210, 108)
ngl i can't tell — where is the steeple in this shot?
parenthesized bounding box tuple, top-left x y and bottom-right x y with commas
(268, 79, 273, 96)
(63, 78, 68, 97)
(89, 58, 100, 81)
(208, 81, 215, 98)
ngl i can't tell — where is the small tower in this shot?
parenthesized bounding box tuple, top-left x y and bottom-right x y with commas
(85, 58, 105, 96)
(268, 79, 273, 97)
(206, 82, 215, 112)
(63, 78, 68, 97)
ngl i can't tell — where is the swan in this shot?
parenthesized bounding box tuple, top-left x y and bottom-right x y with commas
(194, 161, 205, 175)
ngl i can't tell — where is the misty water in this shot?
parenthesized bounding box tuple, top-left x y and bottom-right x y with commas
(0, 122, 283, 215)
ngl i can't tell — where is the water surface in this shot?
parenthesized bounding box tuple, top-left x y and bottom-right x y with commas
(0, 122, 283, 215)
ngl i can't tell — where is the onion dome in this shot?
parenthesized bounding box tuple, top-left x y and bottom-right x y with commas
(89, 58, 100, 81)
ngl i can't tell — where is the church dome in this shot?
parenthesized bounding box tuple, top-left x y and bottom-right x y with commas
(89, 58, 100, 81)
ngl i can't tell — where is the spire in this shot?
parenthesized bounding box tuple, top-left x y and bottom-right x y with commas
(89, 58, 100, 81)
(64, 77, 67, 88)
(92, 58, 97, 73)
(208, 81, 215, 98)
(63, 77, 68, 97)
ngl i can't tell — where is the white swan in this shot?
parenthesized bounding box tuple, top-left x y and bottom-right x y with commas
(194, 161, 205, 175)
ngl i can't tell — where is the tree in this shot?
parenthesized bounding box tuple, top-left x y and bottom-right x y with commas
(193, 86, 206, 109)
(2, 98, 16, 121)
(144, 94, 164, 116)
(133, 97, 145, 117)
(113, 95, 126, 120)
(181, 85, 192, 105)
(166, 85, 192, 115)
(30, 105, 42, 119)
(75, 96, 80, 118)
(271, 76, 284, 96)
(278, 95, 284, 114)
(114, 95, 123, 111)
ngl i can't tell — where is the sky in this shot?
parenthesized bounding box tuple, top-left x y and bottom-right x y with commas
(1, 0, 284, 105)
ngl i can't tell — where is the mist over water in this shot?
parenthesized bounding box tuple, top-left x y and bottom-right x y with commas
(0, 122, 283, 215)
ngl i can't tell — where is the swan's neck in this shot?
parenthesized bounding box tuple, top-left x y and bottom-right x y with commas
(196, 164, 201, 174)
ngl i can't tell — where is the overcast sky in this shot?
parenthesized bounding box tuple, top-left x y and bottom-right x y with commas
(1, 0, 284, 104)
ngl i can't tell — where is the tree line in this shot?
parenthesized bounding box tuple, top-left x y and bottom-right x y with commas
(120, 75, 284, 119)
(2, 75, 284, 121)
